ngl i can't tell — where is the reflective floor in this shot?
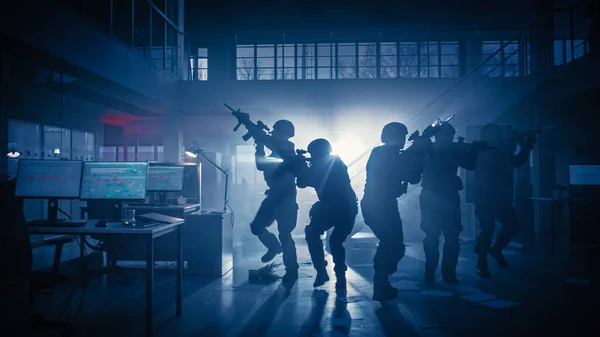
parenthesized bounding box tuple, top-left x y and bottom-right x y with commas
(28, 230, 598, 337)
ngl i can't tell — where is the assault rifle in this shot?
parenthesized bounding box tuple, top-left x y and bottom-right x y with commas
(271, 149, 311, 179)
(407, 114, 456, 143)
(224, 103, 270, 142)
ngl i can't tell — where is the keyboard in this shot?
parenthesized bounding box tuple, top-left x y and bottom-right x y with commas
(28, 220, 87, 227)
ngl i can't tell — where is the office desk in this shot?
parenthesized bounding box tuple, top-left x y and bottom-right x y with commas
(531, 197, 600, 257)
(123, 203, 201, 218)
(27, 220, 183, 336)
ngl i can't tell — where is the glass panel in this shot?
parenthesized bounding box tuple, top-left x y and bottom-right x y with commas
(277, 68, 295, 80)
(441, 42, 459, 55)
(256, 45, 275, 57)
(126, 146, 135, 161)
(337, 43, 356, 56)
(100, 146, 117, 161)
(43, 125, 71, 160)
(380, 66, 397, 78)
(157, 145, 164, 162)
(554, 40, 564, 65)
(137, 145, 155, 161)
(72, 130, 94, 161)
(337, 67, 356, 79)
(398, 66, 419, 78)
(441, 55, 459, 65)
(237, 65, 254, 80)
(398, 42, 418, 55)
(317, 67, 332, 79)
(440, 66, 460, 78)
(237, 45, 255, 58)
(380, 42, 397, 55)
(257, 68, 275, 80)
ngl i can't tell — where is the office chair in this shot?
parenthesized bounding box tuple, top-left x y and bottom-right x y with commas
(0, 180, 72, 336)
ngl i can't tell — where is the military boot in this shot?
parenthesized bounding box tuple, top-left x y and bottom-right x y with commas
(313, 268, 330, 288)
(489, 245, 508, 268)
(258, 232, 282, 263)
(373, 275, 397, 301)
(476, 255, 491, 278)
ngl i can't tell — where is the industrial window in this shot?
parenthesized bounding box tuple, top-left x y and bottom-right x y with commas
(480, 41, 521, 77)
(316, 43, 334, 79)
(419, 42, 440, 78)
(440, 42, 460, 78)
(358, 43, 377, 79)
(379, 42, 398, 78)
(297, 44, 316, 80)
(337, 43, 357, 79)
(99, 146, 117, 161)
(553, 40, 589, 65)
(236, 45, 255, 80)
(256, 45, 275, 80)
(197, 48, 208, 81)
(235, 41, 462, 80)
(189, 48, 208, 81)
(276, 44, 296, 80)
(398, 42, 419, 78)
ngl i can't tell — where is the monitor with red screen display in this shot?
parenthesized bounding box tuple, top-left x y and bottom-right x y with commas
(15, 160, 83, 199)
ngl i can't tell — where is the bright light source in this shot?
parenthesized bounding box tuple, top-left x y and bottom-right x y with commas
(7, 151, 20, 158)
(185, 151, 198, 158)
(53, 148, 61, 154)
(331, 134, 368, 162)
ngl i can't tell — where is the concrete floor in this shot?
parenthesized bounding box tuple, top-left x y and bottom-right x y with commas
(27, 231, 598, 337)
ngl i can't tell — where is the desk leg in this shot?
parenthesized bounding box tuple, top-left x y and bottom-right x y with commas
(146, 236, 155, 336)
(176, 225, 183, 316)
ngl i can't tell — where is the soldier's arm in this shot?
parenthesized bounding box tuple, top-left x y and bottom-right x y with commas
(455, 144, 478, 171)
(296, 165, 314, 189)
(254, 145, 269, 171)
(510, 144, 533, 167)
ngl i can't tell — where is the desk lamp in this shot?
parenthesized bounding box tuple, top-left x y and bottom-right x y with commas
(185, 145, 229, 213)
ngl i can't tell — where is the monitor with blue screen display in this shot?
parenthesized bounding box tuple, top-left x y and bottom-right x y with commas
(80, 162, 148, 200)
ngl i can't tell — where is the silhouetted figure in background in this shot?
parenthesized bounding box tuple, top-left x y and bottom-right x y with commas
(251, 119, 300, 281)
(361, 122, 429, 301)
(419, 123, 476, 285)
(297, 139, 358, 289)
(473, 123, 536, 278)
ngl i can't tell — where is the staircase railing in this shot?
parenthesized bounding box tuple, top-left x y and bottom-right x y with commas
(347, 0, 594, 201)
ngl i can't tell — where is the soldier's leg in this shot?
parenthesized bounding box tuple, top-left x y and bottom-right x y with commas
(329, 212, 356, 289)
(474, 203, 496, 278)
(364, 201, 404, 301)
(489, 203, 519, 268)
(250, 196, 281, 262)
(304, 202, 333, 287)
(441, 192, 463, 285)
(275, 199, 300, 280)
(420, 191, 442, 283)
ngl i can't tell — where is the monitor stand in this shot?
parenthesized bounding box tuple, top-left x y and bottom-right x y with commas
(157, 192, 168, 205)
(47, 198, 66, 222)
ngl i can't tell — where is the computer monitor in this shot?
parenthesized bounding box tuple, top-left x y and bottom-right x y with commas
(15, 160, 83, 221)
(80, 162, 148, 200)
(148, 164, 185, 204)
(569, 165, 600, 186)
(148, 165, 185, 191)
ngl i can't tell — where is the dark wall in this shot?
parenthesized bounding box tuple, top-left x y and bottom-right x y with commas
(186, 0, 538, 45)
